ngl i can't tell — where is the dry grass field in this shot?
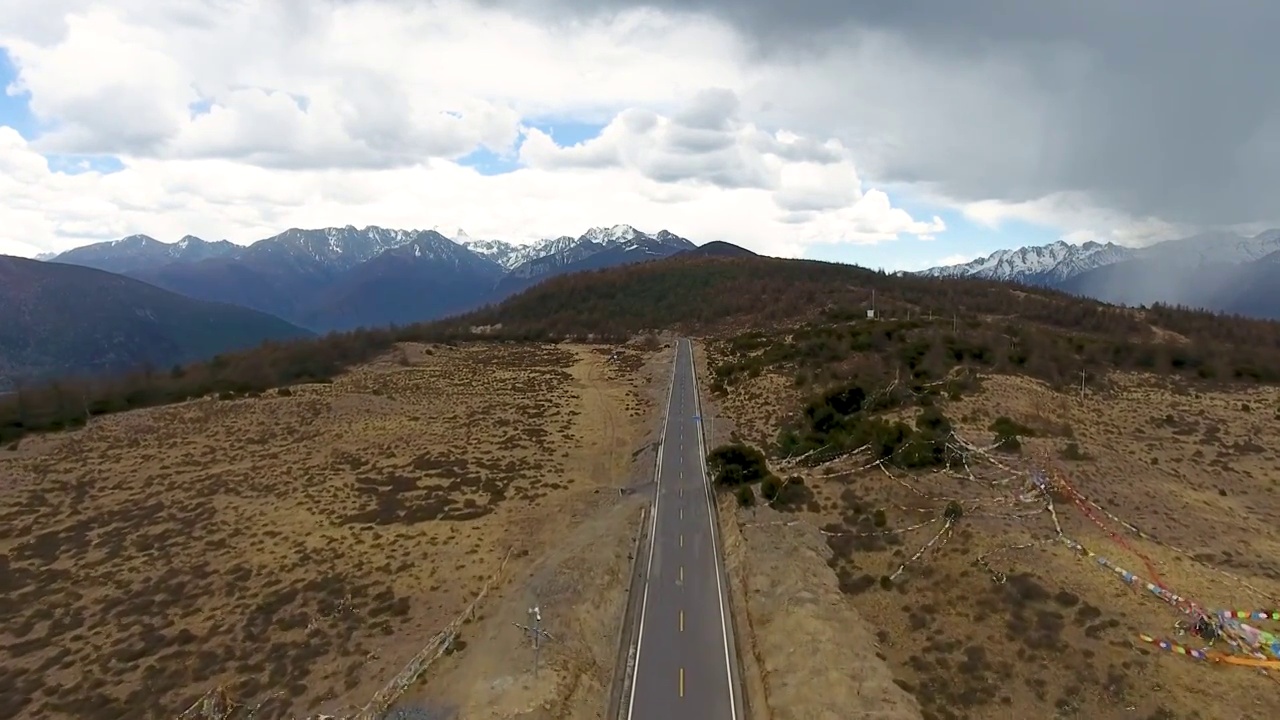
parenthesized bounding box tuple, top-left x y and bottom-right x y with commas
(698, 341, 1280, 720)
(0, 341, 663, 720)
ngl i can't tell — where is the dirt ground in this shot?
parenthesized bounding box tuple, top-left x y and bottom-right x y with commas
(391, 339, 676, 720)
(698, 340, 1280, 720)
(0, 341, 664, 720)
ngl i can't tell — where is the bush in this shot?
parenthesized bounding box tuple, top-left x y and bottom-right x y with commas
(989, 415, 1035, 438)
(735, 485, 755, 507)
(990, 415, 1031, 453)
(1060, 442, 1090, 461)
(706, 443, 771, 486)
(760, 475, 784, 502)
(872, 508, 888, 527)
(944, 500, 964, 521)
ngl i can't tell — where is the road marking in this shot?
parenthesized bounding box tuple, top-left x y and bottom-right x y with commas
(679, 533, 683, 548)
(679, 667, 684, 697)
(625, 342, 680, 720)
(679, 566, 684, 584)
(679, 507, 683, 520)
(687, 338, 741, 720)
(679, 486, 683, 498)
(680, 610, 684, 631)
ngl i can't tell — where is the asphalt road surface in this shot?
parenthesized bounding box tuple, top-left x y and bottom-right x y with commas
(625, 338, 741, 720)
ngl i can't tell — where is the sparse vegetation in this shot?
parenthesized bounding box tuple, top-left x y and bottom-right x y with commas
(0, 342, 652, 719)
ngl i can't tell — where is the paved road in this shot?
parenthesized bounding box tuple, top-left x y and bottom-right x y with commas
(625, 338, 741, 720)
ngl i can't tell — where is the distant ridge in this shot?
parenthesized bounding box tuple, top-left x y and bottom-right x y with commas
(0, 254, 311, 388)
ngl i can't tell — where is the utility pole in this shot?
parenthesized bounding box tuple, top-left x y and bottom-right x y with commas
(531, 605, 541, 677)
(514, 605, 554, 677)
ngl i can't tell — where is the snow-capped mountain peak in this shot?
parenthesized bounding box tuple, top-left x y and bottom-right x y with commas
(110, 234, 159, 247)
(581, 224, 642, 246)
(918, 239, 1133, 284)
(256, 225, 424, 270)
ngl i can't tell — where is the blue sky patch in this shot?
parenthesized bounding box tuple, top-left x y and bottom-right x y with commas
(457, 118, 607, 175)
(524, 118, 605, 148)
(0, 48, 39, 138)
(457, 146, 523, 176)
(45, 154, 126, 175)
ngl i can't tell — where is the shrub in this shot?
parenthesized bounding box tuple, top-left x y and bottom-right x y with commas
(761, 475, 783, 502)
(989, 415, 1035, 438)
(990, 415, 1031, 453)
(706, 443, 771, 486)
(1060, 442, 1090, 461)
(735, 485, 755, 507)
(872, 508, 888, 527)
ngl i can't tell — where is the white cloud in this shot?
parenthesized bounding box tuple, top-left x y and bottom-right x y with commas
(0, 124, 931, 259)
(959, 192, 1187, 248)
(0, 1, 953, 259)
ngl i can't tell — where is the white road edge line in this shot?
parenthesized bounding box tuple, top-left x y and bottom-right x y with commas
(625, 340, 680, 720)
(688, 338, 740, 720)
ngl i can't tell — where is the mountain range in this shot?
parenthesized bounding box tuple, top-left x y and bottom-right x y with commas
(45, 224, 697, 333)
(918, 229, 1280, 319)
(0, 223, 698, 387)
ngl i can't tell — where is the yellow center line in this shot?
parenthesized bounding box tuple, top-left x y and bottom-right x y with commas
(680, 610, 684, 631)
(680, 533, 683, 548)
(679, 565, 684, 583)
(679, 667, 685, 697)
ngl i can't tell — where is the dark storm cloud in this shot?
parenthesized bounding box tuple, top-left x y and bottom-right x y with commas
(489, 0, 1280, 229)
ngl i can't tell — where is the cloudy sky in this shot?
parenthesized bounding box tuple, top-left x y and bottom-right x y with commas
(2, 0, 1277, 269)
